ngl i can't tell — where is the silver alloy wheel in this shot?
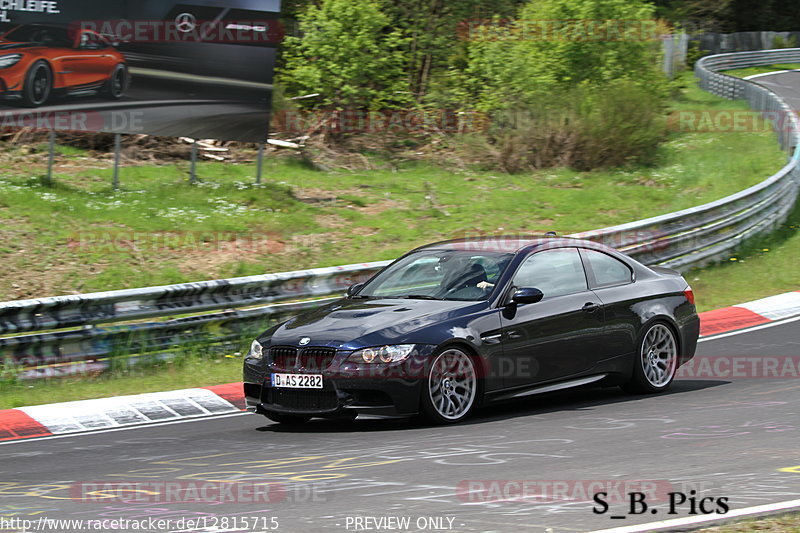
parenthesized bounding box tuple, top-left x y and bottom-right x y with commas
(428, 348, 477, 420)
(640, 324, 677, 388)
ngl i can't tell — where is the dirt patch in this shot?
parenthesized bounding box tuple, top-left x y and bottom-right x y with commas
(358, 198, 406, 215)
(292, 187, 344, 204)
(315, 214, 347, 229)
(173, 236, 287, 274)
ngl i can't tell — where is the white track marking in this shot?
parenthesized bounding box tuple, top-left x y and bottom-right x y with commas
(738, 292, 800, 321)
(17, 387, 239, 434)
(698, 314, 800, 343)
(744, 70, 793, 80)
(0, 412, 251, 446)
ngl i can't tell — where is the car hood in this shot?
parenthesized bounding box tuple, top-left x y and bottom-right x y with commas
(268, 298, 484, 350)
(0, 41, 42, 51)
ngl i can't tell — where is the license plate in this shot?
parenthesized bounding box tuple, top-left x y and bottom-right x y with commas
(271, 373, 323, 389)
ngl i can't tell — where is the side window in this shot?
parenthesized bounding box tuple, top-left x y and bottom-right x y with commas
(512, 248, 588, 298)
(582, 249, 633, 288)
(80, 32, 107, 50)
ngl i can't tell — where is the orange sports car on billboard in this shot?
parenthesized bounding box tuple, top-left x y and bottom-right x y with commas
(0, 23, 129, 107)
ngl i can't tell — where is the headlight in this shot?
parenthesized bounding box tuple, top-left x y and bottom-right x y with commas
(0, 54, 22, 69)
(247, 339, 263, 360)
(347, 344, 415, 364)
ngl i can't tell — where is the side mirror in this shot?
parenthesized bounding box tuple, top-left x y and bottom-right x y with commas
(346, 283, 364, 297)
(511, 287, 544, 305)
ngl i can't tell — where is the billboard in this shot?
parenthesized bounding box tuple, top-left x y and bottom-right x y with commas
(0, 0, 281, 141)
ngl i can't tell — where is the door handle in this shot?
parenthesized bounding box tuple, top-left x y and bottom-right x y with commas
(582, 302, 600, 313)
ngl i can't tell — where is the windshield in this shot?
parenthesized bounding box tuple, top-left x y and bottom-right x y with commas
(357, 250, 513, 301)
(3, 25, 73, 47)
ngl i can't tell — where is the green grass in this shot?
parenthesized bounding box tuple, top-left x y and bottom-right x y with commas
(0, 354, 243, 409)
(690, 202, 800, 312)
(0, 72, 787, 300)
(721, 63, 800, 78)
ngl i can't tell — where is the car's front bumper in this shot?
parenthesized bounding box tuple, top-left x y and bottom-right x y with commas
(244, 377, 424, 417)
(243, 345, 436, 417)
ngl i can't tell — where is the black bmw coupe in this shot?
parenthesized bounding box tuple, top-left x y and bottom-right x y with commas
(243, 236, 700, 425)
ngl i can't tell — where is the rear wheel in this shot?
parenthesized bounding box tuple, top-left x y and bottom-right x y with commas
(264, 412, 311, 425)
(419, 347, 478, 424)
(22, 61, 52, 107)
(621, 322, 678, 394)
(104, 63, 128, 99)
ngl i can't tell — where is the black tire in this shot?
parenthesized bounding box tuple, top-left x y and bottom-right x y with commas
(104, 63, 128, 99)
(22, 60, 52, 107)
(419, 346, 479, 425)
(621, 321, 679, 394)
(264, 412, 311, 425)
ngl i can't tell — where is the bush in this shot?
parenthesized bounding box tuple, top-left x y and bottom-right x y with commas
(278, 0, 410, 111)
(461, 81, 665, 172)
(772, 35, 799, 50)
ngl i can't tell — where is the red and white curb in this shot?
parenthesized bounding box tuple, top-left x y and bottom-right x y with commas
(0, 383, 245, 443)
(1, 290, 798, 444)
(698, 290, 800, 336)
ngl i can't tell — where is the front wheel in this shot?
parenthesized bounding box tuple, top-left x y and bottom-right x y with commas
(22, 61, 52, 107)
(264, 412, 311, 425)
(419, 347, 478, 424)
(621, 322, 678, 394)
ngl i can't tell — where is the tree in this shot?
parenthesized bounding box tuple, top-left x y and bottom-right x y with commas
(463, 0, 666, 110)
(279, 0, 410, 110)
(383, 0, 527, 103)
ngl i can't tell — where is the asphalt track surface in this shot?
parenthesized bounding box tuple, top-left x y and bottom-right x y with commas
(751, 70, 800, 112)
(0, 317, 798, 533)
(1, 72, 799, 533)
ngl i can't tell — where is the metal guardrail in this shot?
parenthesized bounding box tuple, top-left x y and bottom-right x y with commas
(2, 49, 800, 378)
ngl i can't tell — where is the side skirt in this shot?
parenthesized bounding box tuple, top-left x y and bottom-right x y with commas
(489, 374, 609, 402)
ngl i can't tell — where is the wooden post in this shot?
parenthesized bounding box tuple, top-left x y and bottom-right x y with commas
(190, 140, 198, 184)
(45, 130, 55, 186)
(112, 133, 121, 191)
(256, 143, 264, 185)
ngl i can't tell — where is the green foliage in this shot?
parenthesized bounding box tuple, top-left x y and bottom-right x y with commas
(279, 0, 411, 110)
(685, 40, 708, 68)
(462, 0, 665, 111)
(381, 0, 526, 104)
(772, 34, 799, 50)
